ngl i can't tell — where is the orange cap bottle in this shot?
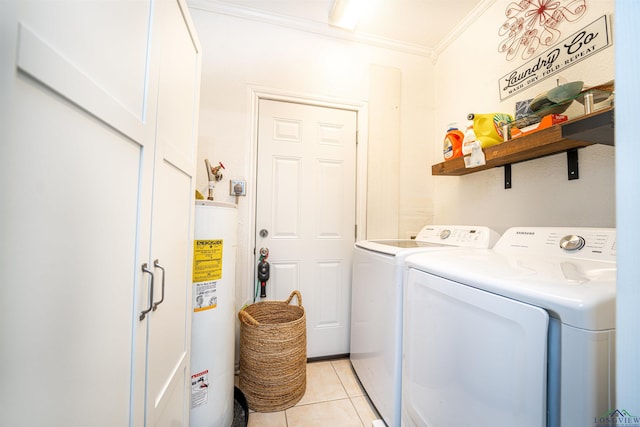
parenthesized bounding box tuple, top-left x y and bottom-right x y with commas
(443, 124, 464, 161)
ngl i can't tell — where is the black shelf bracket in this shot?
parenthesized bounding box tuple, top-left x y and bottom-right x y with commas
(567, 148, 579, 180)
(504, 150, 579, 187)
(504, 164, 512, 189)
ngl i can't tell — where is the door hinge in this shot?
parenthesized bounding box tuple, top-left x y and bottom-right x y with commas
(354, 224, 357, 239)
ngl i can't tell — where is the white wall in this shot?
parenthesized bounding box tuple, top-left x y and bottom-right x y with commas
(431, 1, 615, 233)
(615, 0, 640, 409)
(188, 4, 435, 308)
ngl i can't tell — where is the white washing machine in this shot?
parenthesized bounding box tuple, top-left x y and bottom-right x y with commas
(402, 227, 616, 427)
(350, 225, 499, 427)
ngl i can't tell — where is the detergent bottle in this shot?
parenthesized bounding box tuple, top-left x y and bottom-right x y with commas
(467, 113, 513, 148)
(461, 121, 476, 156)
(443, 123, 464, 161)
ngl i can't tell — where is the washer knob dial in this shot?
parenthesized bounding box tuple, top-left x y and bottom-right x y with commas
(440, 229, 451, 239)
(559, 234, 585, 251)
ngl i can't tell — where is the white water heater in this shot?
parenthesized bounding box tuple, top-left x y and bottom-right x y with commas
(190, 201, 238, 427)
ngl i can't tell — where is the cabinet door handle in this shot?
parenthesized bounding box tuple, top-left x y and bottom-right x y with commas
(140, 263, 154, 321)
(152, 259, 165, 311)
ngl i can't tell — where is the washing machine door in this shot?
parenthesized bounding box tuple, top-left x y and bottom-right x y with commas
(402, 268, 549, 427)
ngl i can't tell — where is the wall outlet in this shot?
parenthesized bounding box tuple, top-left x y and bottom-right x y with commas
(230, 179, 246, 196)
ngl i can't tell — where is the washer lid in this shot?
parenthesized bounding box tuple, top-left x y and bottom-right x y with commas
(355, 225, 500, 256)
(405, 248, 616, 330)
(356, 239, 445, 255)
(355, 239, 446, 256)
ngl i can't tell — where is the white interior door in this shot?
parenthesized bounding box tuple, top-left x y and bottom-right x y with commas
(255, 99, 357, 358)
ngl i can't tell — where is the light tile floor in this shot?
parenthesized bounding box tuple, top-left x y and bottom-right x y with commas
(244, 358, 382, 427)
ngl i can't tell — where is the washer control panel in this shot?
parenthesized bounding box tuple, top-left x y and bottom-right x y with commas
(415, 225, 500, 248)
(495, 227, 616, 261)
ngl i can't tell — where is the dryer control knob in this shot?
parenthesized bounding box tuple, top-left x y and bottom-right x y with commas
(440, 229, 451, 239)
(559, 234, 585, 251)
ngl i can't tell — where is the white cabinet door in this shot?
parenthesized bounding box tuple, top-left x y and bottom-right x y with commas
(142, 0, 201, 425)
(1, 1, 154, 426)
(0, 1, 200, 426)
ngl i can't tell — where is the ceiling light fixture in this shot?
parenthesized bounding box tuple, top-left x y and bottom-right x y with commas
(329, 0, 366, 30)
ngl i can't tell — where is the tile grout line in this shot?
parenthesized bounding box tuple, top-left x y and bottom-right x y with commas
(349, 396, 367, 427)
(292, 396, 355, 407)
(331, 360, 367, 427)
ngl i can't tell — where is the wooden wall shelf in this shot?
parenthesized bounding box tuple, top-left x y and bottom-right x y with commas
(431, 107, 614, 177)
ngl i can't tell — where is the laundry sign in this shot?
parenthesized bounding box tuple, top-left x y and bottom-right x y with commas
(499, 15, 611, 100)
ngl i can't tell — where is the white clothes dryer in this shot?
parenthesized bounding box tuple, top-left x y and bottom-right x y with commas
(350, 225, 499, 427)
(402, 227, 616, 427)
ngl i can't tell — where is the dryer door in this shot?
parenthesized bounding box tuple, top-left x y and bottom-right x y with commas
(402, 268, 549, 427)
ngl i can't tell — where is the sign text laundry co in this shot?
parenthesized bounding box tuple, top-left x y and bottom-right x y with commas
(499, 15, 611, 100)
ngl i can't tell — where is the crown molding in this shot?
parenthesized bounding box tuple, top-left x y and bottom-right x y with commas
(187, 0, 434, 58)
(431, 0, 497, 63)
(187, 0, 495, 60)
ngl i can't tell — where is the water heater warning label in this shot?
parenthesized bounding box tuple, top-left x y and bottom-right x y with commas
(193, 239, 223, 282)
(194, 281, 217, 312)
(191, 370, 209, 409)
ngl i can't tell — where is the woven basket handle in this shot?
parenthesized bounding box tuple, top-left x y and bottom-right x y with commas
(238, 308, 260, 326)
(285, 290, 302, 306)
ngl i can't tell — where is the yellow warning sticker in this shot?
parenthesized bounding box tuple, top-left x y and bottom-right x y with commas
(193, 240, 223, 283)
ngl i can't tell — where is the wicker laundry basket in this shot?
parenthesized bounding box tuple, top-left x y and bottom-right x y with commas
(238, 290, 307, 412)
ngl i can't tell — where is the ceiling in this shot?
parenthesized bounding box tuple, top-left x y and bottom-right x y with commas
(196, 0, 490, 57)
